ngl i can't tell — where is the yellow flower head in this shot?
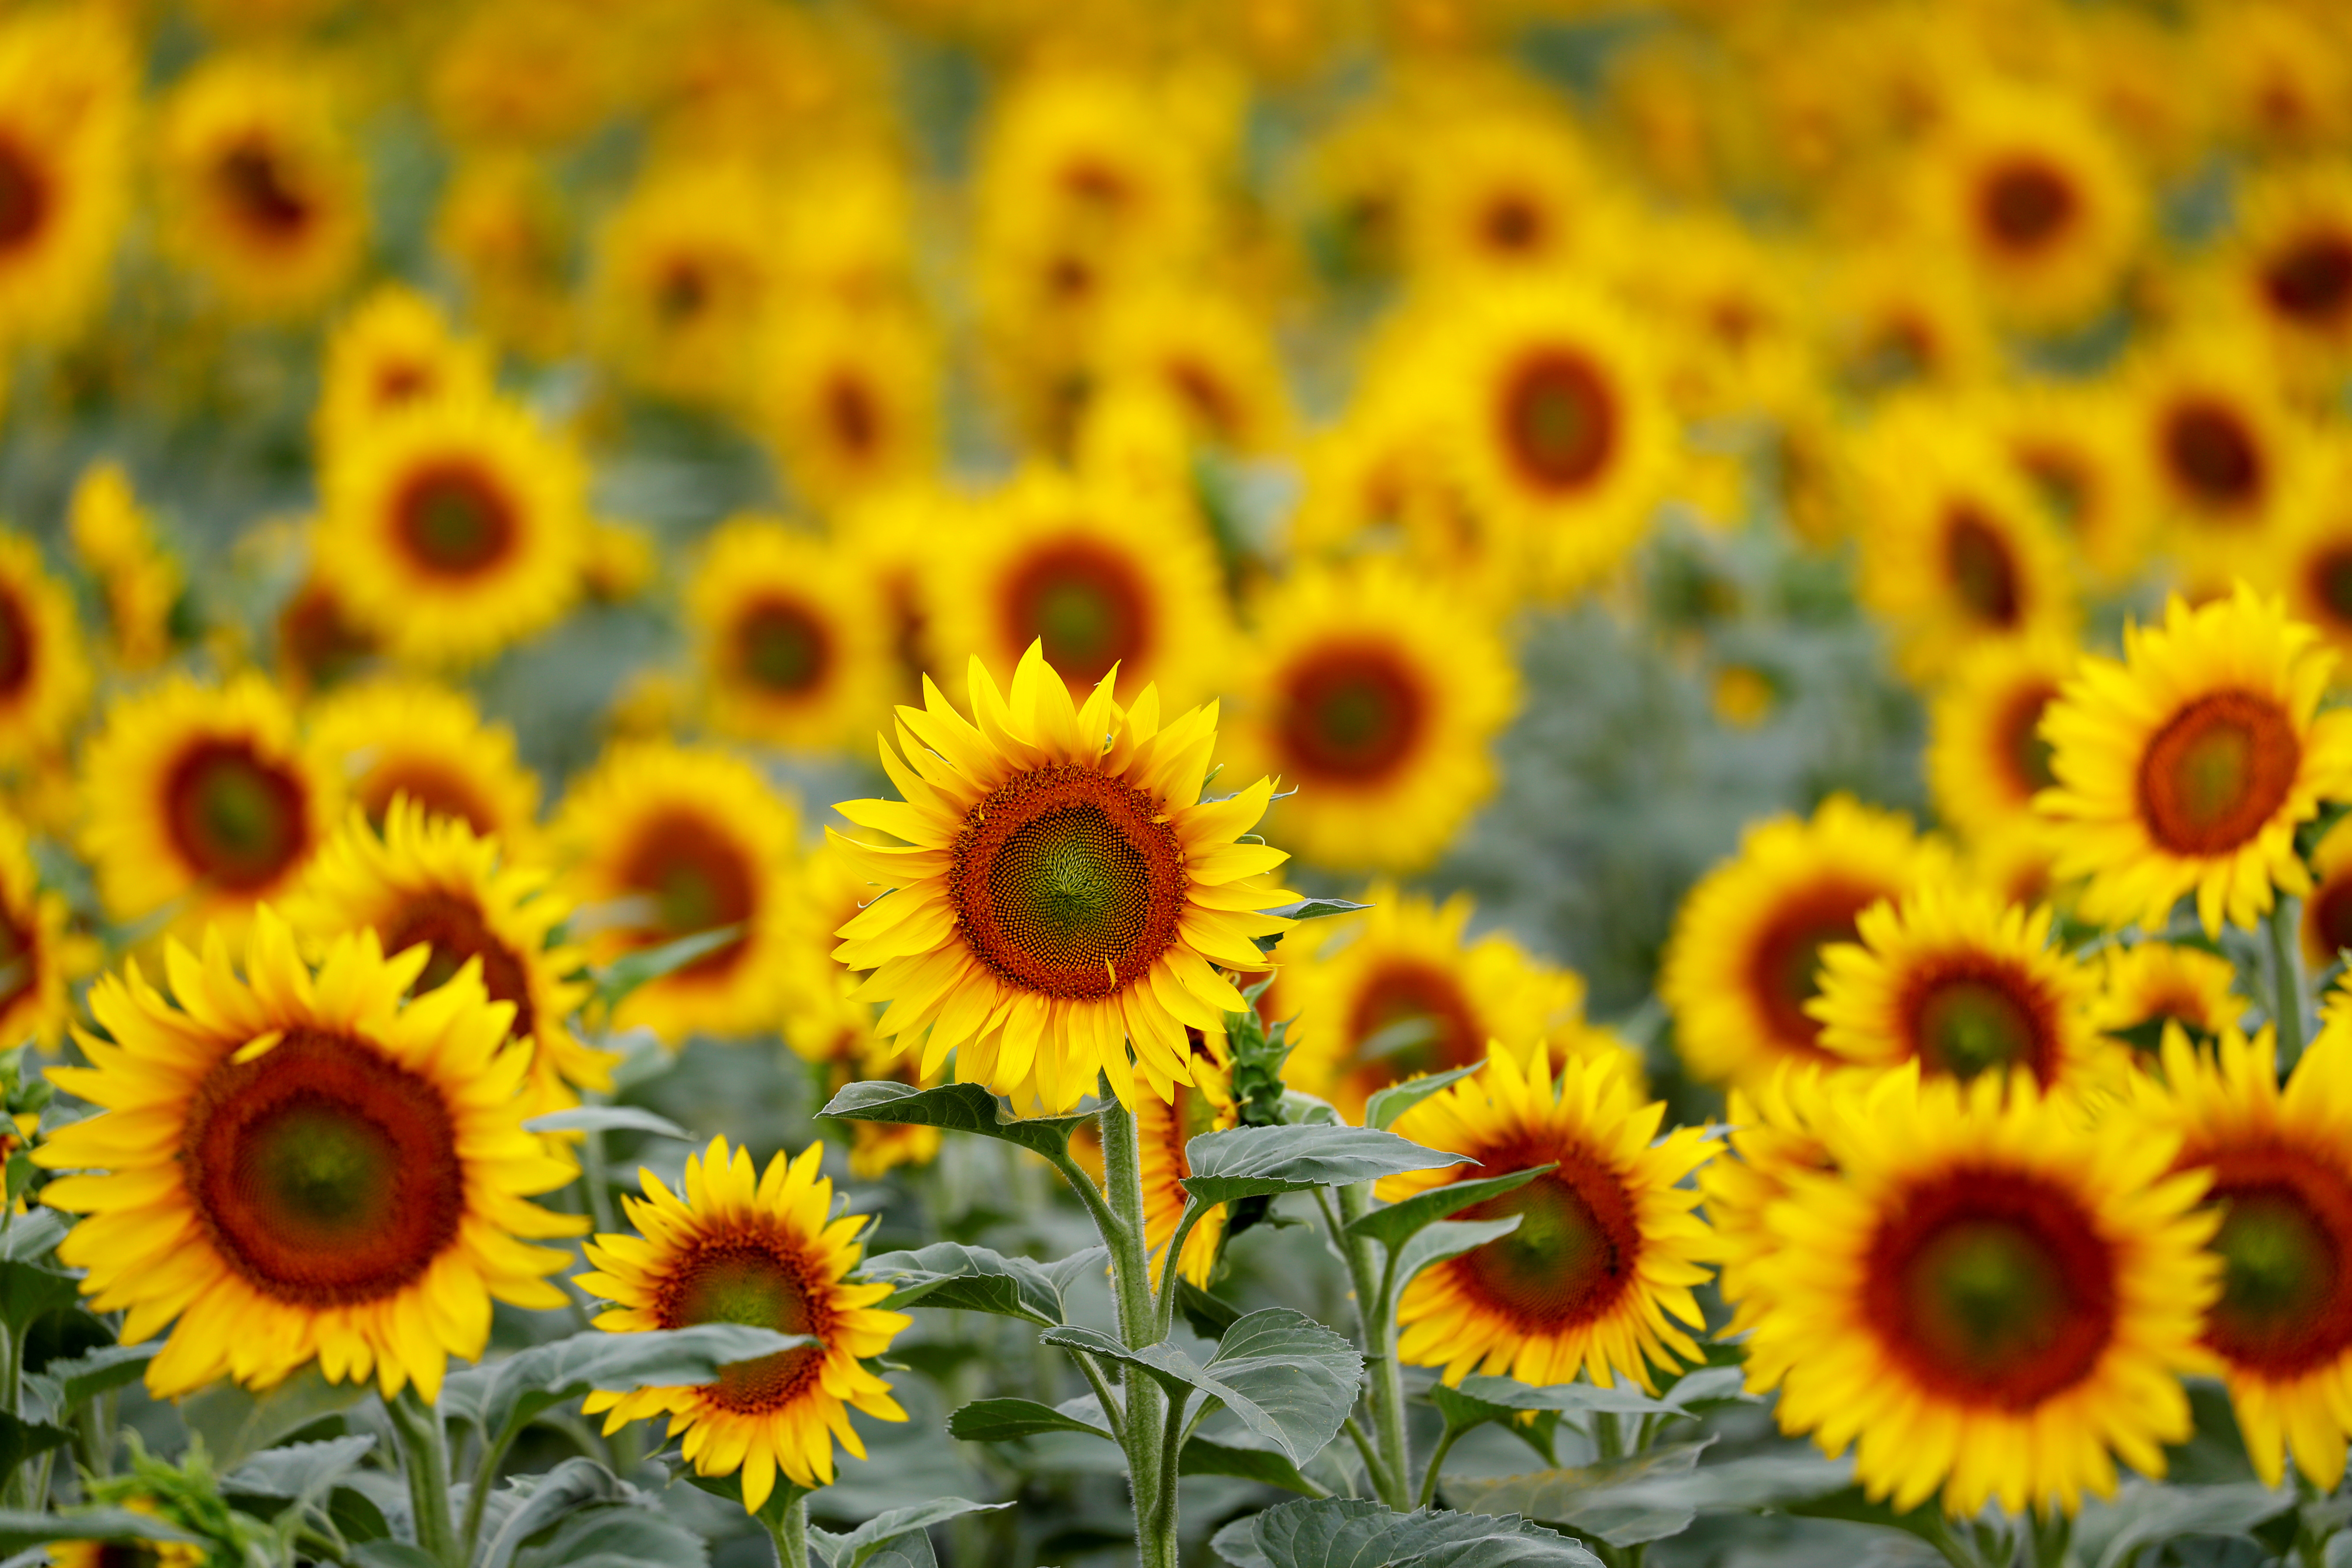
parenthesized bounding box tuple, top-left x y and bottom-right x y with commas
(0, 808, 77, 1050)
(686, 516, 895, 754)
(303, 677, 543, 852)
(0, 3, 134, 346)
(2093, 940, 2248, 1060)
(0, 531, 90, 772)
(315, 284, 496, 458)
(1925, 634, 2078, 847)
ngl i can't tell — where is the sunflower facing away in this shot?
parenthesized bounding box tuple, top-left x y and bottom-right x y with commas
(303, 677, 543, 850)
(2039, 585, 2352, 937)
(0, 532, 89, 774)
(1744, 1070, 2217, 1517)
(576, 1137, 909, 1511)
(831, 643, 1295, 1112)
(1380, 1047, 1717, 1390)
(687, 515, 894, 754)
(34, 912, 582, 1400)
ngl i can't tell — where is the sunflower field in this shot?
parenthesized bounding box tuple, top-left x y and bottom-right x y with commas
(14, 1, 2352, 1566)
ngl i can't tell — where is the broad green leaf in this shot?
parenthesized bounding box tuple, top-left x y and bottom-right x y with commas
(353, 1544, 440, 1568)
(442, 1325, 816, 1455)
(1449, 1375, 1685, 1422)
(1181, 1124, 1473, 1206)
(0, 1211, 66, 1261)
(1174, 1277, 1243, 1341)
(1346, 1167, 1552, 1253)
(1447, 1440, 1716, 1546)
(821, 1082, 1091, 1162)
(1211, 1498, 1600, 1568)
(1394, 1217, 1523, 1294)
(1363, 1064, 1486, 1132)
(522, 1106, 693, 1140)
(866, 1244, 1065, 1326)
(1044, 1246, 1109, 1298)
(0, 1410, 70, 1478)
(42, 1342, 158, 1407)
(223, 1434, 379, 1504)
(1180, 1436, 1323, 1496)
(946, 1398, 1113, 1443)
(593, 925, 743, 1009)
(514, 1505, 711, 1568)
(806, 1498, 1013, 1568)
(478, 1458, 634, 1568)
(182, 1365, 370, 1468)
(1041, 1308, 1360, 1467)
(1262, 899, 1372, 925)
(2072, 1481, 2293, 1568)
(0, 1258, 79, 1335)
(1787, 1486, 1975, 1558)
(0, 1507, 207, 1553)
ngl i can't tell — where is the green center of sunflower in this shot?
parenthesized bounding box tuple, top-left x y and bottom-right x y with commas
(2019, 448, 2087, 527)
(2215, 1189, 2334, 1327)
(0, 584, 30, 698)
(1279, 643, 1425, 783)
(1980, 158, 2076, 251)
(1944, 507, 2021, 628)
(0, 137, 46, 251)
(1903, 1219, 2072, 1376)
(381, 890, 537, 1041)
(1458, 1159, 1639, 1329)
(248, 1102, 398, 1234)
(2263, 230, 2352, 325)
(165, 740, 308, 891)
(737, 600, 830, 695)
(2163, 400, 2263, 511)
(2138, 689, 2301, 856)
(663, 1239, 827, 1414)
(1501, 349, 1615, 491)
(1004, 542, 1147, 690)
(1914, 975, 2042, 1082)
(217, 140, 311, 239)
(2199, 1162, 2352, 1375)
(990, 805, 1149, 962)
(396, 464, 516, 579)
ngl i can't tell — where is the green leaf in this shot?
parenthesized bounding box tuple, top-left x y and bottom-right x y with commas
(478, 1458, 634, 1568)
(1787, 1486, 1973, 1557)
(1346, 1167, 1551, 1253)
(946, 1398, 1113, 1443)
(224, 1435, 379, 1505)
(1180, 1124, 1473, 1206)
(2071, 1480, 2292, 1568)
(1252, 899, 1371, 953)
(1211, 1498, 1600, 1568)
(865, 1244, 1066, 1326)
(820, 1081, 1092, 1162)
(1394, 1217, 1523, 1294)
(0, 1213, 80, 1334)
(353, 1544, 441, 1568)
(1041, 1308, 1360, 1467)
(0, 1210, 66, 1262)
(182, 1364, 371, 1468)
(1446, 1441, 1716, 1546)
(0, 1410, 70, 1477)
(0, 1507, 208, 1553)
(522, 1106, 693, 1140)
(593, 924, 743, 1009)
(514, 1505, 711, 1568)
(1173, 1277, 1243, 1341)
(442, 1325, 816, 1456)
(1179, 1436, 1323, 1496)
(806, 1498, 1013, 1568)
(1363, 1065, 1486, 1132)
(42, 1342, 158, 1406)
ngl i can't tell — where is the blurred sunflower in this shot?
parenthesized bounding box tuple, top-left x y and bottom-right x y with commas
(1816, 245, 1999, 397)
(427, 0, 631, 150)
(835, 487, 963, 703)
(831, 644, 1294, 1111)
(1290, 389, 1514, 605)
(304, 677, 541, 848)
(0, 4, 133, 346)
(552, 740, 800, 1044)
(35, 913, 582, 1400)
(282, 800, 610, 1118)
(1746, 1072, 2215, 1516)
(275, 570, 380, 694)
(1225, 557, 1518, 875)
(590, 159, 779, 407)
(687, 516, 893, 754)
(1699, 1062, 1850, 1340)
(2260, 447, 2352, 670)
(2301, 815, 2352, 971)
(1381, 1048, 1717, 1389)
(0, 810, 80, 1050)
(1924, 636, 2077, 845)
(1139, 1030, 1239, 1289)
(576, 1137, 908, 1511)
(2092, 941, 2246, 1060)
(0, 533, 89, 774)
(1403, 107, 1609, 285)
(755, 300, 940, 513)
(923, 468, 1231, 713)
(80, 673, 337, 942)
(1984, 379, 2156, 591)
(1095, 285, 1293, 455)
(316, 392, 587, 667)
(2203, 1, 2352, 157)
(1663, 795, 1954, 1087)
(68, 464, 182, 674)
(156, 53, 369, 319)
(2129, 335, 2319, 592)
(2040, 585, 2352, 936)
(434, 152, 576, 362)
(2221, 162, 2352, 389)
(315, 285, 495, 459)
(1810, 885, 2113, 1090)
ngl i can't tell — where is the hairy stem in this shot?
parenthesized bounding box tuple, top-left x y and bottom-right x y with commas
(1097, 1096, 1173, 1568)
(766, 1492, 809, 1568)
(386, 1388, 461, 1568)
(2271, 896, 2310, 1074)
(1417, 1426, 1464, 1509)
(1333, 1182, 1411, 1509)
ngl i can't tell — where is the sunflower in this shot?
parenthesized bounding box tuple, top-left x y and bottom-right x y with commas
(2094, 941, 2247, 1057)
(0, 532, 89, 775)
(2128, 1019, 2352, 1488)
(1224, 557, 1519, 875)
(551, 740, 801, 1044)
(834, 487, 965, 704)
(427, 0, 628, 150)
(686, 516, 894, 754)
(1277, 885, 1625, 1124)
(1289, 389, 1517, 607)
(69, 465, 183, 674)
(830, 643, 1295, 1112)
(434, 152, 577, 364)
(780, 838, 887, 1069)
(2203, 1, 2352, 157)
(1924, 636, 2079, 846)
(1699, 1062, 1852, 1340)
(922, 467, 1231, 715)
(576, 1137, 909, 1511)
(1984, 378, 2157, 591)
(1094, 285, 1292, 455)
(315, 285, 496, 459)
(0, 809, 79, 1050)
(156, 53, 369, 320)
(755, 299, 940, 513)
(2221, 162, 2352, 389)
(2039, 584, 2352, 937)
(2261, 445, 2352, 670)
(276, 571, 381, 695)
(1810, 885, 2113, 1091)
(282, 800, 611, 1117)
(47, 1510, 203, 1568)
(315, 392, 587, 667)
(1662, 795, 1956, 1087)
(2302, 814, 2352, 971)
(1402, 106, 1611, 286)
(1139, 1029, 1240, 1289)
(589, 159, 780, 408)
(303, 678, 542, 850)
(80, 673, 338, 943)
(1379, 1047, 1716, 1390)
(2129, 334, 2320, 593)
(0, 3, 132, 347)
(34, 912, 581, 1401)
(1815, 245, 1999, 398)
(1431, 282, 1673, 597)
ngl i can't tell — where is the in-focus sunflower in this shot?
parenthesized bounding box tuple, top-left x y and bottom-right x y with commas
(316, 392, 587, 667)
(304, 678, 542, 849)
(1810, 885, 2113, 1090)
(156, 53, 369, 319)
(2129, 336, 2319, 592)
(0, 4, 133, 347)
(0, 532, 89, 774)
(589, 159, 779, 408)
(1380, 1047, 1717, 1389)
(35, 913, 582, 1400)
(80, 673, 338, 942)
(0, 810, 79, 1050)
(1139, 1029, 1240, 1289)
(831, 643, 1295, 1112)
(2302, 813, 2352, 970)
(1225, 558, 1519, 875)
(551, 741, 801, 1044)
(2131, 1020, 2352, 1488)
(315, 285, 496, 459)
(2039, 585, 2352, 936)
(1278, 885, 1620, 1124)
(1662, 795, 1954, 1087)
(2094, 940, 2246, 1057)
(754, 300, 940, 513)
(923, 467, 1231, 714)
(282, 800, 611, 1117)
(69, 464, 182, 674)
(1925, 635, 2078, 846)
(1746, 1071, 2217, 1516)
(576, 1137, 908, 1511)
(686, 516, 894, 754)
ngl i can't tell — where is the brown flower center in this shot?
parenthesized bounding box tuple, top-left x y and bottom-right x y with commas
(217, 140, 312, 242)
(734, 597, 832, 698)
(2307, 544, 2352, 629)
(1499, 349, 1617, 493)
(1451, 1136, 1642, 1332)
(358, 762, 497, 837)
(617, 809, 757, 979)
(2261, 229, 2352, 328)
(1342, 959, 1482, 1089)
(381, 889, 537, 1041)
(0, 581, 33, 701)
(2137, 689, 2301, 856)
(1997, 682, 2059, 800)
(392, 462, 518, 580)
(0, 899, 35, 1020)
(1481, 191, 1546, 254)
(1978, 158, 2078, 253)
(277, 580, 376, 689)
(2161, 399, 2265, 514)
(1944, 506, 2022, 628)
(164, 739, 309, 891)
(1748, 880, 1886, 1057)
(1276, 642, 1428, 785)
(655, 1234, 830, 1415)
(823, 371, 881, 458)
(2310, 875, 2352, 965)
(0, 135, 49, 254)
(1002, 539, 1150, 692)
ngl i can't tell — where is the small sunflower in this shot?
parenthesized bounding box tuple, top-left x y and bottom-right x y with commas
(304, 678, 542, 849)
(1816, 245, 1999, 398)
(2224, 162, 2352, 388)
(1094, 285, 1293, 455)
(755, 300, 940, 513)
(1810, 885, 2114, 1091)
(830, 643, 1295, 1112)
(2129, 335, 2320, 592)
(80, 673, 338, 943)
(2261, 445, 2352, 671)
(1380, 1047, 1717, 1390)
(2130, 1019, 2352, 1489)
(1402, 107, 1610, 285)
(1699, 1062, 1853, 1341)
(1225, 557, 1519, 875)
(47, 1516, 203, 1568)
(551, 740, 802, 1044)
(68, 465, 183, 674)
(2094, 941, 2247, 1057)
(589, 159, 780, 408)
(1925, 636, 2078, 846)
(281, 800, 612, 1117)
(276, 569, 381, 694)
(156, 53, 369, 320)
(0, 3, 133, 347)
(1746, 1071, 2217, 1517)
(686, 516, 894, 754)
(34, 912, 582, 1400)
(834, 487, 965, 704)
(1139, 1030, 1240, 1289)
(2039, 585, 2352, 936)
(434, 152, 577, 364)
(2302, 813, 2352, 970)
(576, 1137, 910, 1512)
(780, 839, 884, 1070)
(315, 284, 496, 459)
(0, 809, 79, 1050)
(1662, 795, 1956, 1087)
(1984, 379, 2157, 591)
(1289, 388, 1516, 606)
(0, 532, 89, 774)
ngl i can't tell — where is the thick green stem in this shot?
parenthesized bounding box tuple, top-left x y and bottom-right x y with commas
(580, 1124, 617, 1239)
(1097, 1097, 1174, 1568)
(1155, 1200, 1212, 1338)
(1333, 1182, 1411, 1509)
(386, 1389, 461, 1568)
(1416, 1426, 1464, 1509)
(766, 1492, 809, 1568)
(2272, 897, 2310, 1074)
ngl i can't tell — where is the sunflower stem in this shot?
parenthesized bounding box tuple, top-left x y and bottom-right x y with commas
(1097, 1094, 1176, 1568)
(387, 1387, 461, 1568)
(1416, 1424, 1464, 1509)
(1334, 1181, 1412, 1510)
(765, 1491, 810, 1568)
(579, 1122, 617, 1239)
(2270, 896, 2310, 1074)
